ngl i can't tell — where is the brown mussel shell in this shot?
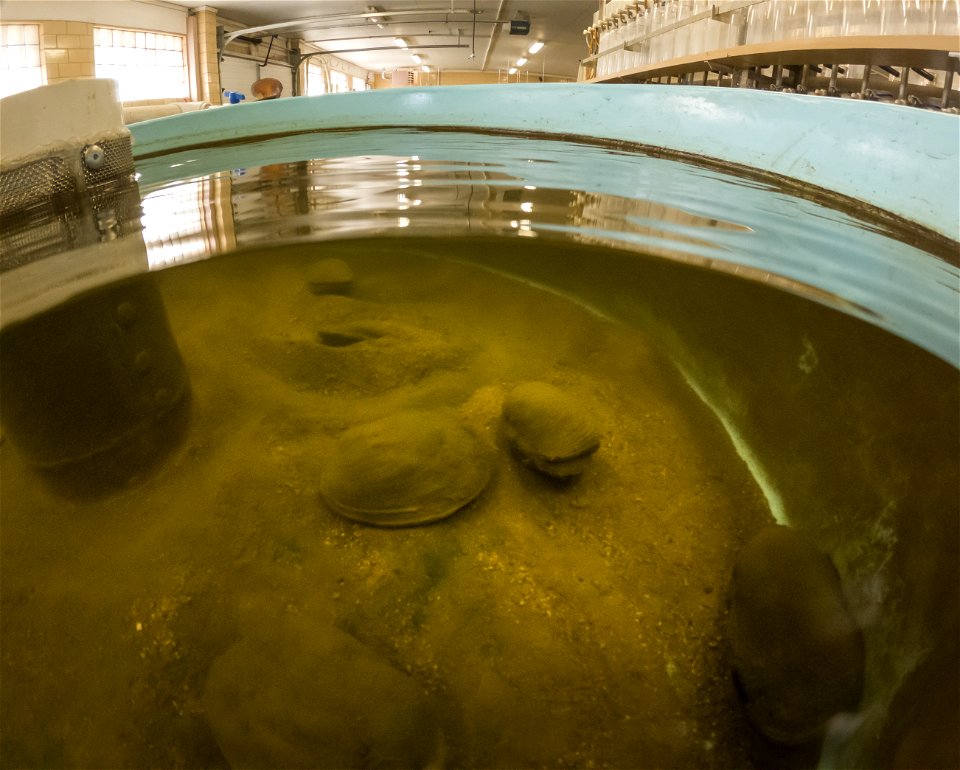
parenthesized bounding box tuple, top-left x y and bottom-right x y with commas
(502, 381, 601, 478)
(306, 257, 354, 295)
(320, 409, 493, 526)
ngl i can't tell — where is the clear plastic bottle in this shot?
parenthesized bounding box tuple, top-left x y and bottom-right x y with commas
(617, 9, 632, 72)
(632, 4, 649, 67)
(609, 15, 621, 75)
(781, 0, 813, 41)
(622, 4, 641, 71)
(715, 3, 742, 49)
(659, 0, 679, 63)
(881, 0, 931, 35)
(844, 0, 881, 36)
(700, 0, 721, 53)
(931, 0, 960, 34)
(807, 0, 845, 39)
(647, 1, 663, 64)
(673, 0, 692, 60)
(597, 20, 609, 78)
(605, 0, 627, 75)
(744, 1, 770, 46)
(686, 0, 710, 56)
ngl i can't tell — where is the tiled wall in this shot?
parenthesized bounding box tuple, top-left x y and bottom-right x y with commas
(41, 20, 95, 84)
(194, 8, 221, 104)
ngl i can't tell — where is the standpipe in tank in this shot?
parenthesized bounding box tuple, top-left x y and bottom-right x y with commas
(0, 79, 191, 498)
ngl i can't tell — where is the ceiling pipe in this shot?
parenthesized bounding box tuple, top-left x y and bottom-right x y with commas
(481, 0, 507, 71)
(295, 41, 467, 83)
(221, 8, 483, 59)
(225, 19, 513, 60)
(299, 43, 468, 60)
(303, 31, 467, 45)
(471, 0, 477, 59)
(292, 43, 468, 92)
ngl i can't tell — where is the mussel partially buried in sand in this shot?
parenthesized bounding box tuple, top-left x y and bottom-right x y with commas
(319, 410, 493, 527)
(305, 257, 354, 295)
(202, 615, 444, 769)
(728, 525, 865, 745)
(502, 381, 601, 478)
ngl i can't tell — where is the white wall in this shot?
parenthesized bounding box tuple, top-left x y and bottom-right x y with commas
(0, 0, 187, 34)
(219, 56, 257, 98)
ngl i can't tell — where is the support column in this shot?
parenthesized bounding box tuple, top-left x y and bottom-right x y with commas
(192, 6, 221, 104)
(42, 21, 95, 86)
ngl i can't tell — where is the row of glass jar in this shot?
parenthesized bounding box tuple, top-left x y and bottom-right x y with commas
(589, 0, 960, 79)
(746, 0, 959, 41)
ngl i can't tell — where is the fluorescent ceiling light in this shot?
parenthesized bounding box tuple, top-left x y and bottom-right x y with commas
(393, 37, 407, 48)
(421, 65, 430, 72)
(508, 66, 517, 74)
(411, 53, 423, 64)
(528, 41, 544, 54)
(516, 57, 527, 67)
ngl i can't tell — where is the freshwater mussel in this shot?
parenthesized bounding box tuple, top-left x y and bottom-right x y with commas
(728, 524, 865, 744)
(306, 257, 354, 295)
(502, 381, 601, 478)
(203, 614, 443, 769)
(319, 409, 493, 527)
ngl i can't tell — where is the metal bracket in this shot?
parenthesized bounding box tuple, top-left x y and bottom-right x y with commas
(711, 1, 762, 24)
(260, 35, 277, 67)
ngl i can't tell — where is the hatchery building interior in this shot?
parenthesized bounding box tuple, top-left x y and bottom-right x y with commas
(1, 2, 958, 769)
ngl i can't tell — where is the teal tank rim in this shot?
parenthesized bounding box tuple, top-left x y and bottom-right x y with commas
(128, 84, 960, 243)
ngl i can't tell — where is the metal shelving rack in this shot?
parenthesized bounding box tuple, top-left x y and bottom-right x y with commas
(581, 2, 960, 109)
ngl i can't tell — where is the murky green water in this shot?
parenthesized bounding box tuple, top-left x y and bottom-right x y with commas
(0, 237, 775, 767)
(1, 128, 957, 769)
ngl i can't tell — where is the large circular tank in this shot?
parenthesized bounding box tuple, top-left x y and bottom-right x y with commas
(1, 82, 956, 769)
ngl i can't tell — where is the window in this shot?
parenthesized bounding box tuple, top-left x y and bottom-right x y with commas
(1, 24, 44, 97)
(94, 26, 187, 101)
(352, 75, 366, 92)
(329, 70, 348, 93)
(306, 61, 328, 95)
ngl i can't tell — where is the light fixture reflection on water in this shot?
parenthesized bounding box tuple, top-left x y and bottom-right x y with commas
(510, 218, 535, 236)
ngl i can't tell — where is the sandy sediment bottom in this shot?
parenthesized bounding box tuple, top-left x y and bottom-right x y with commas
(0, 243, 776, 768)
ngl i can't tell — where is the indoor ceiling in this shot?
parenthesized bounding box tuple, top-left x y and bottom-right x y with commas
(164, 1, 596, 79)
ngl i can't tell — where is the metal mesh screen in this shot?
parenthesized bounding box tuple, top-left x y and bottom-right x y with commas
(0, 134, 141, 271)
